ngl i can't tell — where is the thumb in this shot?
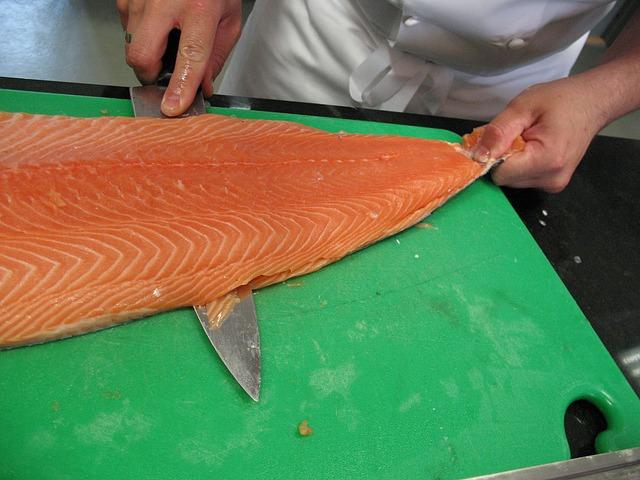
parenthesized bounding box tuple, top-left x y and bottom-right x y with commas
(474, 101, 536, 161)
(490, 143, 539, 187)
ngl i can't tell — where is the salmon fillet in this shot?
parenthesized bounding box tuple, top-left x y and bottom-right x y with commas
(0, 112, 504, 348)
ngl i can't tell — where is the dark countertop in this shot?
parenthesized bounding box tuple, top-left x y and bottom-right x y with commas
(1, 77, 638, 397)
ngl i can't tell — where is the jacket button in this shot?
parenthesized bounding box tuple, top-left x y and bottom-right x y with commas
(402, 15, 420, 27)
(506, 37, 527, 50)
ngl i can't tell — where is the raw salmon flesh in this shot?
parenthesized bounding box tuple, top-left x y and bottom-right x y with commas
(0, 112, 511, 347)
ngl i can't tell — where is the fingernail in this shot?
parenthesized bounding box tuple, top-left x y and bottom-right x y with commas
(162, 93, 180, 115)
(471, 144, 491, 163)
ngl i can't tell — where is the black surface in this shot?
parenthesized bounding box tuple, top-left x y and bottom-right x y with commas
(160, 29, 181, 81)
(564, 400, 608, 458)
(1, 76, 638, 401)
(504, 136, 640, 373)
(0, 76, 131, 100)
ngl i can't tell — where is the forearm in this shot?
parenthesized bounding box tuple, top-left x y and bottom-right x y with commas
(577, 8, 640, 126)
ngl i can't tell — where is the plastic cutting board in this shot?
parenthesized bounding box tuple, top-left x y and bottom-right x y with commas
(0, 89, 639, 479)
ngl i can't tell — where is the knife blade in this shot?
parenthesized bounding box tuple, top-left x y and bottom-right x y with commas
(194, 294, 261, 401)
(130, 84, 206, 117)
(129, 28, 261, 401)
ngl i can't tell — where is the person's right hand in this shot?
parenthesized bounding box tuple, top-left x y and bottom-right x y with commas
(117, 0, 242, 116)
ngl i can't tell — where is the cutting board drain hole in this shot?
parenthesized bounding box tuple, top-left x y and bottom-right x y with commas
(564, 399, 608, 458)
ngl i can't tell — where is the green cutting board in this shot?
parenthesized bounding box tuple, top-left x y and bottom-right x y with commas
(0, 89, 638, 480)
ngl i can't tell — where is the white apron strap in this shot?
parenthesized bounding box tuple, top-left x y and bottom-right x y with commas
(349, 45, 453, 113)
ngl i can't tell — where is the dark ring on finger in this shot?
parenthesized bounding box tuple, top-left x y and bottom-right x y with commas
(125, 31, 133, 44)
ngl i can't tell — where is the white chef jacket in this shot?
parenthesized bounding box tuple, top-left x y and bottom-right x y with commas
(218, 0, 616, 120)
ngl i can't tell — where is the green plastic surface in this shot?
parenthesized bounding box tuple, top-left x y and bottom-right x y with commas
(1, 89, 639, 479)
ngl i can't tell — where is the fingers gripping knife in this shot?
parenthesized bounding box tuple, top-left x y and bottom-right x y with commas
(129, 29, 261, 401)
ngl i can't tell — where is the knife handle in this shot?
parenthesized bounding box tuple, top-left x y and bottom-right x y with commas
(157, 28, 181, 87)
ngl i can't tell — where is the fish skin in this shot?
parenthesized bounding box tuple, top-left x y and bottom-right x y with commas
(0, 112, 501, 348)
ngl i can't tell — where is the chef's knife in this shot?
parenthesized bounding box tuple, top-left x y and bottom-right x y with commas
(194, 295, 260, 402)
(129, 29, 261, 401)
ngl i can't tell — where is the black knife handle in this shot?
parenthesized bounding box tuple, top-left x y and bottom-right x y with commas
(157, 28, 181, 87)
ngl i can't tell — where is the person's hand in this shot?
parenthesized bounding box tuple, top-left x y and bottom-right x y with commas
(117, 0, 242, 116)
(468, 8, 640, 192)
(472, 76, 609, 192)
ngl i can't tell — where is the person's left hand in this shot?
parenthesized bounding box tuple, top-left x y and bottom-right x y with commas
(472, 76, 609, 192)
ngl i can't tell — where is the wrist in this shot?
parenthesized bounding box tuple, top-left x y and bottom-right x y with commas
(578, 52, 640, 129)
